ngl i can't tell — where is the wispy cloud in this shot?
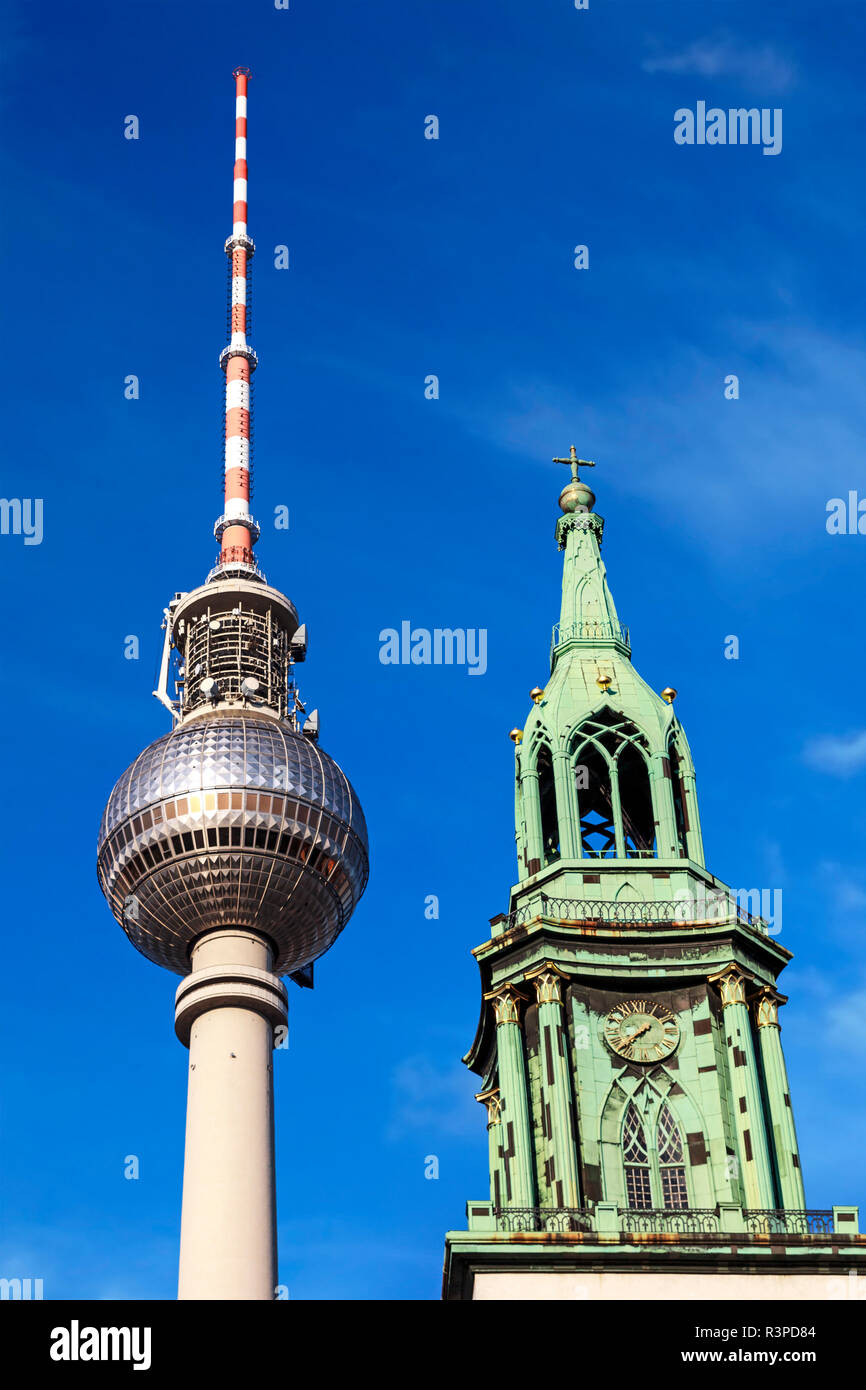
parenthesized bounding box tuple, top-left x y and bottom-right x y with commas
(642, 33, 796, 93)
(0, 1222, 177, 1299)
(760, 839, 787, 887)
(775, 965, 866, 1056)
(387, 1054, 478, 1141)
(825, 987, 866, 1055)
(803, 731, 866, 777)
(276, 1216, 440, 1299)
(452, 321, 866, 559)
(817, 860, 866, 913)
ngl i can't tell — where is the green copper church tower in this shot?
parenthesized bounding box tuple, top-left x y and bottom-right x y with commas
(443, 451, 864, 1301)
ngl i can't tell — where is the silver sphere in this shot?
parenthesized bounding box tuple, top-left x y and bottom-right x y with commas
(97, 712, 369, 976)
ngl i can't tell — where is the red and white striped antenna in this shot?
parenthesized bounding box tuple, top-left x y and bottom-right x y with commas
(215, 66, 260, 576)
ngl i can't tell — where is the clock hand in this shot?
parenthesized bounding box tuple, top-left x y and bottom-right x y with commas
(628, 1021, 653, 1039)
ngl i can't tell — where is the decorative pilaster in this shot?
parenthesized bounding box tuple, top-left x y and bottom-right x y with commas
(708, 964, 775, 1210)
(650, 749, 678, 858)
(520, 769, 543, 876)
(552, 749, 579, 858)
(608, 761, 626, 860)
(526, 964, 581, 1207)
(485, 984, 535, 1207)
(679, 762, 705, 864)
(475, 1087, 504, 1209)
(514, 773, 527, 880)
(753, 987, 806, 1210)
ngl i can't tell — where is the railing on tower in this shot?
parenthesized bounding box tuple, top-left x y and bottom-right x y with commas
(743, 1209, 834, 1237)
(489, 1206, 839, 1237)
(619, 1208, 720, 1235)
(499, 895, 771, 935)
(493, 1207, 594, 1233)
(550, 620, 631, 668)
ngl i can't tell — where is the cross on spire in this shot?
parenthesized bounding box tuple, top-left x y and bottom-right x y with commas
(553, 445, 596, 484)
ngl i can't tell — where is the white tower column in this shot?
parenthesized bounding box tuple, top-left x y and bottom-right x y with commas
(175, 929, 288, 1301)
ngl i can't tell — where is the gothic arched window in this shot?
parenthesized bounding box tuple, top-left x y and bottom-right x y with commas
(617, 743, 656, 858)
(657, 1103, 688, 1209)
(575, 742, 616, 857)
(573, 714, 656, 860)
(536, 744, 560, 865)
(622, 1100, 690, 1210)
(622, 1103, 652, 1209)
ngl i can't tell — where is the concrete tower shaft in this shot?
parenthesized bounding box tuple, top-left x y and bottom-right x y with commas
(175, 929, 286, 1300)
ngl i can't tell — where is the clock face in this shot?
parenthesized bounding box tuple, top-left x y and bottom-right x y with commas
(604, 1000, 680, 1062)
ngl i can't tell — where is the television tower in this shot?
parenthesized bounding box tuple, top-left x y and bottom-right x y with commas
(97, 69, 369, 1301)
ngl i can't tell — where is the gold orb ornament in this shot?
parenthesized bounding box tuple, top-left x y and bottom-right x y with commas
(509, 728, 524, 745)
(661, 687, 677, 704)
(596, 674, 612, 692)
(529, 687, 544, 705)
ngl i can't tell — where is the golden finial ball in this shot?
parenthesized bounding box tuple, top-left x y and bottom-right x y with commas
(661, 687, 677, 704)
(558, 480, 596, 514)
(596, 674, 612, 691)
(509, 728, 524, 745)
(529, 687, 544, 704)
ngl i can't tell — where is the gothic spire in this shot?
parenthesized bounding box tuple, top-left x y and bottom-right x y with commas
(550, 446, 629, 670)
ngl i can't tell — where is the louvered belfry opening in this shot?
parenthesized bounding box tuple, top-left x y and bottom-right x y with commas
(537, 744, 560, 864)
(573, 712, 656, 860)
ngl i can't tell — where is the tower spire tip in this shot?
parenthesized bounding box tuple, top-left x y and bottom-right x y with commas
(553, 446, 597, 514)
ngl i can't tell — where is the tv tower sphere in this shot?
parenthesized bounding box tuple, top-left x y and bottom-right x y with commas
(96, 592, 369, 977)
(97, 705, 368, 979)
(96, 69, 368, 1301)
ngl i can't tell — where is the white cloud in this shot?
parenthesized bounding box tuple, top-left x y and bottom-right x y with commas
(453, 322, 866, 559)
(387, 1054, 478, 1140)
(816, 860, 866, 913)
(803, 731, 866, 778)
(780, 965, 834, 1003)
(825, 988, 866, 1055)
(837, 880, 866, 911)
(760, 839, 786, 887)
(775, 966, 866, 1058)
(641, 34, 796, 92)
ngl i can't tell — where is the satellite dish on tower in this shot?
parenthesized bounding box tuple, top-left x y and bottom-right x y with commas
(290, 625, 307, 662)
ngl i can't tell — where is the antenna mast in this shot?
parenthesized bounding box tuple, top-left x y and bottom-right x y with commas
(216, 66, 260, 576)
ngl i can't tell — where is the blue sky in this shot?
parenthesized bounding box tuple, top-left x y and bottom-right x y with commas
(1, 0, 865, 1299)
